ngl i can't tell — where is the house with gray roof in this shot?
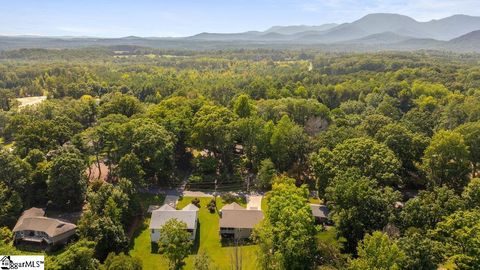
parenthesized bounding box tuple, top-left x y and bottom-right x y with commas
(13, 207, 77, 248)
(219, 202, 263, 240)
(150, 203, 199, 243)
(310, 204, 330, 224)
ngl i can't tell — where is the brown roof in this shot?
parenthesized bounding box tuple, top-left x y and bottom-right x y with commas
(13, 208, 76, 238)
(220, 203, 264, 229)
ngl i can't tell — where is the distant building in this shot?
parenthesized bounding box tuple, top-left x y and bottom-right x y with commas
(149, 204, 199, 243)
(13, 208, 77, 249)
(219, 202, 263, 240)
(310, 204, 330, 224)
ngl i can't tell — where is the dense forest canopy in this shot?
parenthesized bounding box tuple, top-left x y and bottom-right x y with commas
(2, 47, 480, 269)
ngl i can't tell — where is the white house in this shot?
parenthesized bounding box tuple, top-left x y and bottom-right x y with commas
(149, 203, 199, 243)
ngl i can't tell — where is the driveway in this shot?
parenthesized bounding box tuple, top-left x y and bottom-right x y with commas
(247, 195, 263, 210)
(163, 194, 179, 207)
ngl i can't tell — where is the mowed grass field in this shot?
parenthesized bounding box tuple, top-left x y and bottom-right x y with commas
(130, 196, 259, 270)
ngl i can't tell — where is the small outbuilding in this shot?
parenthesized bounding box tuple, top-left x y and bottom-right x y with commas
(310, 204, 330, 224)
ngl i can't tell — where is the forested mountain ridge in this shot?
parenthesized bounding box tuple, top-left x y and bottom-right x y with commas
(2, 13, 480, 52)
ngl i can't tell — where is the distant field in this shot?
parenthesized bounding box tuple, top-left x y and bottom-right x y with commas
(16, 96, 47, 108)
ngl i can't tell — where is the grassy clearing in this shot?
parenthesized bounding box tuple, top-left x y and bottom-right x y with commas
(130, 196, 259, 270)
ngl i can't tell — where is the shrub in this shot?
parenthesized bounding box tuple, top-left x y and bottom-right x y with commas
(207, 199, 216, 213)
(191, 198, 200, 207)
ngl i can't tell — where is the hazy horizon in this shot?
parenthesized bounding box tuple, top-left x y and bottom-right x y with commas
(1, 0, 480, 38)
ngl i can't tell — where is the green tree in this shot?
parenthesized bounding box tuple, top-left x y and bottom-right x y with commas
(256, 158, 277, 190)
(331, 137, 401, 187)
(462, 178, 480, 209)
(270, 115, 309, 172)
(348, 231, 405, 270)
(430, 209, 480, 269)
(47, 146, 87, 210)
(401, 186, 464, 231)
(103, 253, 143, 270)
(48, 240, 99, 270)
(99, 93, 144, 118)
(398, 231, 443, 270)
(117, 153, 145, 187)
(0, 227, 13, 245)
(158, 219, 193, 270)
(233, 116, 273, 170)
(0, 149, 32, 195)
(326, 169, 401, 253)
(0, 182, 23, 227)
(455, 121, 480, 177)
(308, 148, 335, 198)
(233, 94, 256, 118)
(361, 114, 393, 137)
(375, 123, 429, 172)
(193, 251, 211, 270)
(401, 108, 438, 136)
(191, 104, 236, 163)
(128, 119, 176, 180)
(254, 177, 317, 270)
(78, 212, 129, 260)
(422, 130, 470, 192)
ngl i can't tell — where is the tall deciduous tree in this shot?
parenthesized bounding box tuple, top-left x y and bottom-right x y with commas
(348, 231, 405, 270)
(422, 130, 470, 192)
(270, 115, 309, 172)
(329, 137, 401, 187)
(158, 219, 193, 270)
(326, 169, 401, 253)
(455, 121, 480, 177)
(430, 209, 480, 269)
(401, 186, 464, 231)
(462, 178, 480, 209)
(128, 119, 176, 180)
(47, 240, 100, 270)
(47, 146, 87, 210)
(254, 176, 317, 269)
(233, 94, 256, 118)
(375, 123, 429, 173)
(398, 231, 443, 270)
(103, 253, 143, 270)
(191, 104, 236, 162)
(118, 153, 145, 187)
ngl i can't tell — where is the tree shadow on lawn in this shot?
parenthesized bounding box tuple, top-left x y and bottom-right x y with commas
(128, 218, 148, 250)
(191, 221, 201, 254)
(220, 238, 256, 247)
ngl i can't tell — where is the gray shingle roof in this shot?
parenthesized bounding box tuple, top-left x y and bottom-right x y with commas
(13, 208, 76, 237)
(149, 207, 198, 230)
(310, 204, 329, 219)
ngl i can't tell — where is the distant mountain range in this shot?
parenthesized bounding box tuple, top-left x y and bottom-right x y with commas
(1, 13, 480, 52)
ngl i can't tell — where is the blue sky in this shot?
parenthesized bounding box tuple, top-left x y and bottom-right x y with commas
(1, 0, 479, 37)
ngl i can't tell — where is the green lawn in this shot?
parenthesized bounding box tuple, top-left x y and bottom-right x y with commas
(130, 196, 259, 270)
